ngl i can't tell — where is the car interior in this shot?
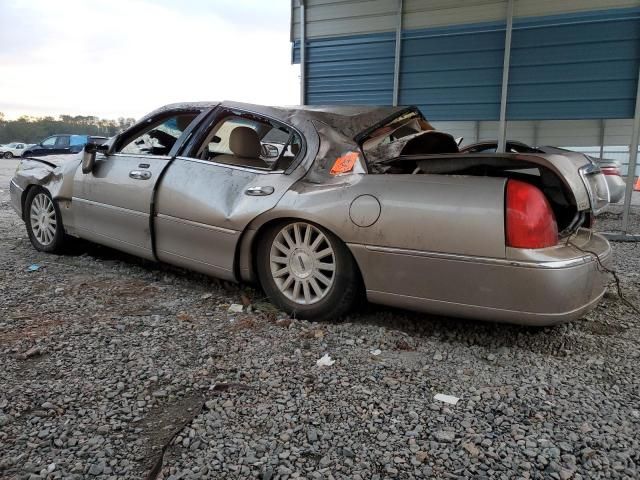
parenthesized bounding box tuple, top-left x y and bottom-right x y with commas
(193, 113, 302, 171)
(118, 113, 199, 156)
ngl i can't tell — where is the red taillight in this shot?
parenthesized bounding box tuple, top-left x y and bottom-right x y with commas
(599, 166, 620, 176)
(506, 179, 558, 249)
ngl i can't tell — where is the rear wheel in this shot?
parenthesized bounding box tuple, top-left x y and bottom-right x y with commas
(256, 221, 362, 321)
(3, 152, 12, 159)
(25, 187, 67, 253)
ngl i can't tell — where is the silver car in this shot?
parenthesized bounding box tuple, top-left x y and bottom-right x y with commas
(10, 102, 611, 325)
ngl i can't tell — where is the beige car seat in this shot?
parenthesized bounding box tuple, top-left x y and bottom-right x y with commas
(214, 126, 269, 169)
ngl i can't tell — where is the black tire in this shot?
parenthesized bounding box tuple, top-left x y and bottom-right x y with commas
(256, 220, 362, 321)
(3, 152, 12, 159)
(24, 187, 67, 253)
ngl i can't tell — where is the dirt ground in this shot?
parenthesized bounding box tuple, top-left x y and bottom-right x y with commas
(1, 158, 639, 479)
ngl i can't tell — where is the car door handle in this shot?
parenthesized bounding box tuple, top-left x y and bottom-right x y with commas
(129, 170, 152, 180)
(245, 186, 274, 196)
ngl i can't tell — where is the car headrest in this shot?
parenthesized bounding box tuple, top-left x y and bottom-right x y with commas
(230, 126, 261, 158)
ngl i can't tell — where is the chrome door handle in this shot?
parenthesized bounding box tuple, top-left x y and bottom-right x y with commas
(129, 170, 152, 180)
(245, 186, 274, 196)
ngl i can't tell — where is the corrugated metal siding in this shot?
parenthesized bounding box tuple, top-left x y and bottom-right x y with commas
(403, 0, 508, 31)
(513, 0, 640, 19)
(293, 32, 396, 105)
(294, 7, 640, 120)
(507, 8, 640, 119)
(399, 21, 506, 120)
(291, 0, 398, 40)
(432, 118, 637, 147)
(291, 0, 640, 40)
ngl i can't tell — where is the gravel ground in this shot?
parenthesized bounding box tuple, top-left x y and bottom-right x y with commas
(1, 158, 639, 480)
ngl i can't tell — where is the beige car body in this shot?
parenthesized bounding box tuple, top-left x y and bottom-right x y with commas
(10, 101, 611, 325)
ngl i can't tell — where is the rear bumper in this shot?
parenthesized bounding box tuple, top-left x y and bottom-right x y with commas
(349, 230, 611, 326)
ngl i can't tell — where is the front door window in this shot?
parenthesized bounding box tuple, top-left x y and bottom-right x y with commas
(117, 114, 198, 156)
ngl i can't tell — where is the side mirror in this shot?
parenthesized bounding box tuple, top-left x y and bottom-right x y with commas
(81, 149, 96, 174)
(81, 142, 108, 173)
(261, 143, 280, 158)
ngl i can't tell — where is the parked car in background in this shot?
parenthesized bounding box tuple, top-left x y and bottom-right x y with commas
(461, 140, 625, 203)
(0, 142, 33, 158)
(23, 134, 107, 157)
(594, 158, 626, 203)
(10, 101, 611, 326)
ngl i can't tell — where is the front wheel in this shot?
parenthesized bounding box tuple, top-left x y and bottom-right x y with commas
(3, 152, 12, 159)
(256, 221, 362, 321)
(24, 187, 67, 253)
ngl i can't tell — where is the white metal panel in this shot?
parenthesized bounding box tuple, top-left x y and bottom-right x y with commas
(292, 0, 640, 39)
(403, 0, 507, 30)
(514, 0, 640, 18)
(605, 119, 635, 145)
(433, 119, 637, 147)
(292, 0, 398, 39)
(536, 120, 602, 146)
(431, 121, 477, 141)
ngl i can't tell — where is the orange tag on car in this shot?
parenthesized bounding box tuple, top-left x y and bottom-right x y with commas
(330, 151, 359, 175)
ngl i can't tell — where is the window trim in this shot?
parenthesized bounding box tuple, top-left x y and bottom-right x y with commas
(181, 106, 307, 175)
(175, 155, 286, 175)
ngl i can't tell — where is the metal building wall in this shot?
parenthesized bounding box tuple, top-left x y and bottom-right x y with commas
(293, 2, 640, 121)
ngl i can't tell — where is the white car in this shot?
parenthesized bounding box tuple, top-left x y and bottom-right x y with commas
(1, 142, 32, 158)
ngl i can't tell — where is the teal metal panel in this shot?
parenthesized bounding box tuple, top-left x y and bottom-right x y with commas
(293, 7, 640, 120)
(399, 21, 506, 120)
(293, 32, 396, 105)
(508, 8, 640, 119)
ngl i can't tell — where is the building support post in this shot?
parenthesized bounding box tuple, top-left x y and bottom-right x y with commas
(598, 119, 605, 160)
(621, 65, 640, 233)
(392, 0, 403, 106)
(497, 0, 514, 153)
(299, 0, 306, 106)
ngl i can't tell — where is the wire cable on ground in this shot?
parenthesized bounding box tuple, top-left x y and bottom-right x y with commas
(567, 240, 640, 317)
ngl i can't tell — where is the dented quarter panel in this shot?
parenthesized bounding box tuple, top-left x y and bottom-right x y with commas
(248, 173, 506, 258)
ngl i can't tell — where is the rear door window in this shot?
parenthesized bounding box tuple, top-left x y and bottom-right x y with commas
(70, 135, 88, 146)
(56, 136, 70, 147)
(190, 110, 302, 171)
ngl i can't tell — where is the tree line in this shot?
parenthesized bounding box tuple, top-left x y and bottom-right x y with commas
(0, 112, 136, 144)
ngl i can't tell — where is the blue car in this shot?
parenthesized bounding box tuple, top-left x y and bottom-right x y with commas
(23, 134, 107, 157)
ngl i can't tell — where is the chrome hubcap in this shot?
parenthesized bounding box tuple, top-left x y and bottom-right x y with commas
(270, 222, 336, 305)
(30, 193, 56, 246)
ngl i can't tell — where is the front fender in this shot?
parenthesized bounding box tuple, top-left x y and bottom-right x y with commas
(11, 156, 82, 219)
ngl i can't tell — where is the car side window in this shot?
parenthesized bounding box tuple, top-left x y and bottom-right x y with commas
(56, 136, 70, 147)
(191, 111, 302, 171)
(41, 137, 57, 147)
(117, 113, 199, 156)
(70, 135, 87, 146)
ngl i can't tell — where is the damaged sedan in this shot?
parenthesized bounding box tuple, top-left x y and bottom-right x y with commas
(10, 102, 611, 325)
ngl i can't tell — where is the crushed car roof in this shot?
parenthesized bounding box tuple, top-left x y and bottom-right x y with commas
(143, 101, 411, 140)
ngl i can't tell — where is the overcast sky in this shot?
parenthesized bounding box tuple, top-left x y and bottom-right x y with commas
(0, 0, 300, 120)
